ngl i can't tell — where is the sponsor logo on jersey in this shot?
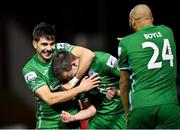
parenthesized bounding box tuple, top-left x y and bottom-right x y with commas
(24, 71, 37, 83)
(106, 55, 118, 68)
(42, 69, 48, 75)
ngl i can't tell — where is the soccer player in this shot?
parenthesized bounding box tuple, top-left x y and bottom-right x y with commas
(22, 22, 100, 129)
(52, 51, 126, 129)
(118, 4, 180, 128)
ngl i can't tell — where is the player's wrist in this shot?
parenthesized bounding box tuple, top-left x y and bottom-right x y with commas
(68, 77, 79, 87)
(72, 115, 77, 121)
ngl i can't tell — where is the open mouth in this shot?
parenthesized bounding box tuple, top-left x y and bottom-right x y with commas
(43, 52, 53, 59)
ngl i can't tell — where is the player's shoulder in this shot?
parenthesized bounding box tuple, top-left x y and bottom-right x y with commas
(95, 51, 108, 55)
(94, 51, 112, 58)
(158, 24, 170, 28)
(123, 33, 135, 40)
(95, 51, 117, 62)
(22, 55, 36, 72)
(119, 33, 136, 46)
(157, 24, 173, 32)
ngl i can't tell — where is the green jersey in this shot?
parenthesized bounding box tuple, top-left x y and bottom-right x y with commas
(118, 25, 178, 111)
(81, 51, 124, 115)
(22, 43, 79, 128)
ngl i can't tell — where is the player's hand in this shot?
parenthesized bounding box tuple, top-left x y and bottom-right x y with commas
(60, 110, 75, 123)
(79, 73, 100, 92)
(106, 87, 120, 100)
(61, 83, 74, 90)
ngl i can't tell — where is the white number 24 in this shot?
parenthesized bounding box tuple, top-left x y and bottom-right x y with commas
(142, 39, 174, 69)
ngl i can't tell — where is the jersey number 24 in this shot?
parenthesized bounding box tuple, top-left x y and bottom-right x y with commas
(142, 39, 174, 69)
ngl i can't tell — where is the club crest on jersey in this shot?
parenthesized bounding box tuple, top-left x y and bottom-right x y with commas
(56, 43, 65, 49)
(106, 55, 118, 68)
(24, 71, 37, 83)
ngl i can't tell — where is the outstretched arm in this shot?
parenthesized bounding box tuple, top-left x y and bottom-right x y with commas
(61, 105, 96, 123)
(35, 74, 100, 106)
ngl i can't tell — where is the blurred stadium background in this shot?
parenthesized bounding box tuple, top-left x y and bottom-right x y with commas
(0, 0, 179, 128)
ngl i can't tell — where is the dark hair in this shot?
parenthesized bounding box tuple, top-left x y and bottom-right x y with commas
(52, 51, 76, 82)
(32, 22, 56, 42)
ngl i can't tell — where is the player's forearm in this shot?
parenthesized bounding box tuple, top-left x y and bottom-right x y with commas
(72, 46, 95, 79)
(42, 74, 99, 106)
(119, 71, 131, 114)
(73, 105, 96, 121)
(76, 49, 95, 78)
(48, 87, 83, 106)
(120, 87, 129, 114)
(35, 85, 85, 106)
(120, 79, 130, 114)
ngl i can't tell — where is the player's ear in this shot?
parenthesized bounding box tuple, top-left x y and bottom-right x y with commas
(131, 17, 135, 26)
(33, 40, 37, 49)
(151, 17, 154, 23)
(71, 60, 77, 67)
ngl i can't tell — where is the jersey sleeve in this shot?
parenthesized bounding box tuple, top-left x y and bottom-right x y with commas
(22, 67, 46, 93)
(118, 40, 130, 71)
(96, 52, 120, 77)
(56, 42, 75, 52)
(104, 54, 120, 77)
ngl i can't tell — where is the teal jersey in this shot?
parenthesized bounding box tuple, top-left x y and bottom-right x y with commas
(22, 43, 79, 128)
(118, 25, 178, 111)
(81, 51, 124, 115)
